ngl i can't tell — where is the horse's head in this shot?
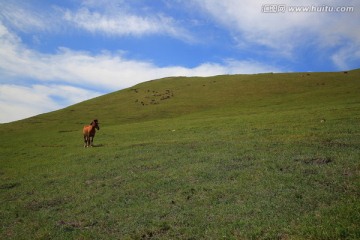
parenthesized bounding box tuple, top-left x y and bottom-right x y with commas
(91, 119, 100, 130)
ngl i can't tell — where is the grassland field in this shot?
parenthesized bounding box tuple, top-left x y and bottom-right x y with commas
(0, 70, 359, 239)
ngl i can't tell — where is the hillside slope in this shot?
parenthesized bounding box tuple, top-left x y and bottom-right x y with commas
(0, 70, 359, 239)
(3, 69, 359, 128)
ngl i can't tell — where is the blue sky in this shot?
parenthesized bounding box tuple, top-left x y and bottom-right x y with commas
(0, 0, 359, 123)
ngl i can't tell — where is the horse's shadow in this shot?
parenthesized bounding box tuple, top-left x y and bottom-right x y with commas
(93, 144, 105, 147)
(91, 144, 104, 147)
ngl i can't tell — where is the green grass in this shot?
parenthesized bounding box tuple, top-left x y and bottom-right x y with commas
(1, 70, 360, 239)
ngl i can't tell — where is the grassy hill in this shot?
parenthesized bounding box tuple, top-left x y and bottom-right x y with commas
(1, 70, 359, 239)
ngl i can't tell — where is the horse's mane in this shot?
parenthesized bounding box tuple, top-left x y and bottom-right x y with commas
(90, 119, 98, 125)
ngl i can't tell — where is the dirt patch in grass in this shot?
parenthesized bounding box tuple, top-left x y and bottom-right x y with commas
(0, 182, 20, 190)
(294, 156, 332, 165)
(26, 197, 69, 211)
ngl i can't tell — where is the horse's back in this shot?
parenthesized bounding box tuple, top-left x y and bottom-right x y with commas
(83, 125, 96, 136)
(83, 125, 91, 135)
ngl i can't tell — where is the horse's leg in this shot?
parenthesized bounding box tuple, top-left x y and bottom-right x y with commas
(84, 135, 87, 147)
(90, 135, 94, 147)
(84, 134, 90, 147)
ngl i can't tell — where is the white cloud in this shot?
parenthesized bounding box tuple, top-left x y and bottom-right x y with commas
(0, 84, 100, 123)
(331, 43, 360, 70)
(61, 5, 194, 42)
(0, 1, 57, 33)
(0, 21, 280, 90)
(0, 0, 195, 42)
(193, 0, 360, 65)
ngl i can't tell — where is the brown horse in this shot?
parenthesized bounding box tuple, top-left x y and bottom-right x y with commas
(83, 119, 100, 147)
